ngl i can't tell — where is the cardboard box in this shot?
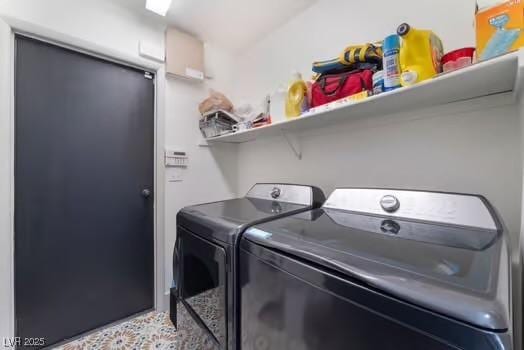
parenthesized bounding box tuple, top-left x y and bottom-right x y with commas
(165, 27, 205, 81)
(476, 0, 524, 60)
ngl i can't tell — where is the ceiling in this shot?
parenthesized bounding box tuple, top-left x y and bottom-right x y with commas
(118, 0, 317, 51)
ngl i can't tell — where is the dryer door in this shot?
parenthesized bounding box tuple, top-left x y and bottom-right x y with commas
(179, 227, 227, 347)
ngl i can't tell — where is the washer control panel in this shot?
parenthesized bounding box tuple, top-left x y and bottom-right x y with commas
(324, 188, 497, 230)
(246, 184, 312, 205)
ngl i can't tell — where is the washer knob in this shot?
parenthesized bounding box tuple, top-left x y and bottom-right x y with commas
(271, 187, 281, 199)
(380, 195, 400, 213)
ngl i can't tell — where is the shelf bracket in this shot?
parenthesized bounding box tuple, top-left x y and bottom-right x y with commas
(198, 137, 210, 147)
(281, 130, 302, 160)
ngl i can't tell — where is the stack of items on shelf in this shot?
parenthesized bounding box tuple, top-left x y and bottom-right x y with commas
(199, 0, 524, 139)
(199, 110, 241, 138)
(303, 23, 448, 115)
(280, 1, 524, 120)
(198, 90, 239, 138)
(198, 89, 272, 138)
(307, 43, 383, 113)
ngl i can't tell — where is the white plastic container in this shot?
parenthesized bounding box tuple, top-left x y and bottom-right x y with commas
(270, 86, 287, 124)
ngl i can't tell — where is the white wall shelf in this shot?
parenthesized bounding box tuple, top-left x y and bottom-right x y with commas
(206, 50, 522, 146)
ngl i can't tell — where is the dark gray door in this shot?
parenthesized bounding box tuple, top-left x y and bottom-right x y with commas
(14, 35, 155, 348)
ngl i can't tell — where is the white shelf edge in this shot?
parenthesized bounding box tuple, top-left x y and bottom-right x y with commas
(206, 50, 522, 145)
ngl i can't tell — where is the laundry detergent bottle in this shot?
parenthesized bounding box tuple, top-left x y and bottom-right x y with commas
(397, 23, 444, 86)
(285, 72, 308, 118)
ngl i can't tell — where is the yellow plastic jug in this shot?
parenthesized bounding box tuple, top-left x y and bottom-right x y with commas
(285, 72, 308, 118)
(397, 23, 444, 86)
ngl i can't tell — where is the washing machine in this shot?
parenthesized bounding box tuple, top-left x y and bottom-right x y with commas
(239, 188, 514, 350)
(170, 183, 325, 350)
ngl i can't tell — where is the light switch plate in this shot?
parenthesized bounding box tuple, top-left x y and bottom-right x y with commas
(167, 168, 184, 182)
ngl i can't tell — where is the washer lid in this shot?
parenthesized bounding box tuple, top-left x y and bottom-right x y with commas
(243, 190, 509, 331)
(177, 184, 325, 244)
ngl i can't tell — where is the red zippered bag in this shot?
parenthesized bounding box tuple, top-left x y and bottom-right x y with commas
(311, 70, 373, 108)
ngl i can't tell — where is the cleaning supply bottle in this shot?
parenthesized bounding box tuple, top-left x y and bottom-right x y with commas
(383, 35, 402, 91)
(397, 23, 444, 86)
(285, 72, 308, 118)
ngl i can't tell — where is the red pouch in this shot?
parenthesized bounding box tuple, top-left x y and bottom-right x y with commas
(311, 70, 373, 108)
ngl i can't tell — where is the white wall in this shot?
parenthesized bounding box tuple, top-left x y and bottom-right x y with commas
(0, 17, 13, 341)
(236, 96, 523, 236)
(0, 0, 165, 57)
(163, 43, 239, 292)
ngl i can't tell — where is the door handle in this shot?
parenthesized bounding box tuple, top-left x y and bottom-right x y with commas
(142, 189, 152, 198)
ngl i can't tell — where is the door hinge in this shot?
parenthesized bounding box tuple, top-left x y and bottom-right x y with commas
(144, 72, 153, 80)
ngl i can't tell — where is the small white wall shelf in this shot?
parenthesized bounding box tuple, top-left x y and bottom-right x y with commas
(206, 50, 522, 149)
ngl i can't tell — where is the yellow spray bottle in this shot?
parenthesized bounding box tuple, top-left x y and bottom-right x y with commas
(285, 72, 308, 118)
(397, 23, 444, 86)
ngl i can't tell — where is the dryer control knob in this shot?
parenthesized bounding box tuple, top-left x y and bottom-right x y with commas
(380, 195, 400, 213)
(271, 187, 281, 199)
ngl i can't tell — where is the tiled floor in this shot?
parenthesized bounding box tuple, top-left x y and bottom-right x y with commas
(53, 288, 222, 350)
(54, 312, 177, 350)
